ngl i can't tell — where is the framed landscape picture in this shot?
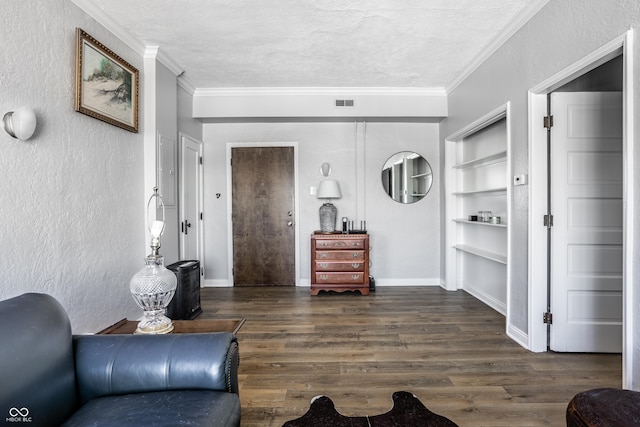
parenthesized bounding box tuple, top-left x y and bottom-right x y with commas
(74, 28, 139, 133)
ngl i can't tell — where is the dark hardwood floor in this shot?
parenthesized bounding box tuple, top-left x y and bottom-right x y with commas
(200, 286, 622, 427)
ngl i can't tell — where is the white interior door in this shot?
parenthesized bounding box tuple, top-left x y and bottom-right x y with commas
(550, 91, 623, 352)
(179, 134, 204, 265)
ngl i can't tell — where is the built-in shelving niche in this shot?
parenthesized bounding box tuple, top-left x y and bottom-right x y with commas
(445, 104, 512, 317)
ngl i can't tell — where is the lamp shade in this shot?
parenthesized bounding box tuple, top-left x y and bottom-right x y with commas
(317, 180, 341, 199)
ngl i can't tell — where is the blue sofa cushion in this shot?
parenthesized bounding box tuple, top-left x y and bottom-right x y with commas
(0, 293, 78, 427)
(61, 390, 241, 427)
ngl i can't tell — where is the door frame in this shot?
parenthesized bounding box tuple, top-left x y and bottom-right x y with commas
(528, 31, 634, 386)
(225, 142, 300, 286)
(179, 133, 205, 270)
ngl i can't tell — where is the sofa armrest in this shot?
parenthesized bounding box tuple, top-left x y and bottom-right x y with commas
(73, 332, 239, 403)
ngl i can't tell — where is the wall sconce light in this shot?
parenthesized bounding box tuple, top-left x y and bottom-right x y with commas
(3, 107, 37, 141)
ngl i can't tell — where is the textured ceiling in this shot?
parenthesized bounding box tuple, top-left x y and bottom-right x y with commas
(84, 0, 543, 90)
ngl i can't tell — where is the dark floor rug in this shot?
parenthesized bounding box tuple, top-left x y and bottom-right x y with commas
(283, 391, 459, 427)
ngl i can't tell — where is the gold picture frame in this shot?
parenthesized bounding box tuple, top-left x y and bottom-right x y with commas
(74, 28, 139, 133)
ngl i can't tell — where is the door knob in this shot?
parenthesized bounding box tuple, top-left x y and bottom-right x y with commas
(182, 220, 192, 234)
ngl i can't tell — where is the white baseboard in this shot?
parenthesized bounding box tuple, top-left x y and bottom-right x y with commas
(372, 278, 444, 287)
(202, 279, 232, 287)
(461, 286, 507, 316)
(203, 278, 445, 288)
(507, 323, 530, 350)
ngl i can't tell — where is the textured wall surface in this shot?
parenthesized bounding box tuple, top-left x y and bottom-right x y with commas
(1, 0, 145, 333)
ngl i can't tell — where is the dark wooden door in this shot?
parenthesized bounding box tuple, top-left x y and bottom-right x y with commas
(231, 147, 295, 286)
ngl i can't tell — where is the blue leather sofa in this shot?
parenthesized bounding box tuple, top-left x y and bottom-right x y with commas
(0, 293, 241, 427)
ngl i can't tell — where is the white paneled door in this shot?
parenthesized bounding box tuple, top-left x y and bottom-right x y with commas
(550, 92, 623, 352)
(180, 134, 204, 265)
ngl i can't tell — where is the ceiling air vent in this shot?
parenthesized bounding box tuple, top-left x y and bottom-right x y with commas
(335, 99, 355, 108)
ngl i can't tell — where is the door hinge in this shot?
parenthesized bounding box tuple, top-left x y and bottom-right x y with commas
(543, 214, 554, 228)
(543, 312, 553, 324)
(199, 156, 203, 165)
(543, 115, 554, 129)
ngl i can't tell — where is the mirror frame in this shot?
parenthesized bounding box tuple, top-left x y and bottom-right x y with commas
(381, 151, 433, 204)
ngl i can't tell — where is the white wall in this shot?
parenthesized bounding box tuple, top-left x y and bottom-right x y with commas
(440, 0, 640, 387)
(155, 62, 179, 265)
(178, 86, 203, 142)
(202, 121, 441, 286)
(0, 0, 145, 334)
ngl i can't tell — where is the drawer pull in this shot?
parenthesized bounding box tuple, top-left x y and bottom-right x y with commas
(319, 242, 329, 247)
(351, 263, 361, 269)
(352, 274, 361, 280)
(333, 242, 346, 247)
(319, 252, 328, 258)
(319, 274, 329, 281)
(352, 252, 360, 258)
(319, 263, 329, 269)
(350, 242, 362, 247)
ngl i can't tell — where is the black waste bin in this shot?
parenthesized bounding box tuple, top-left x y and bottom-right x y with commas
(167, 260, 202, 320)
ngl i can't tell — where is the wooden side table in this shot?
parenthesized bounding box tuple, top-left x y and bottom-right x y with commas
(97, 318, 246, 335)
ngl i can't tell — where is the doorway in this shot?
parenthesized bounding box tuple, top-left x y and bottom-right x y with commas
(179, 133, 204, 267)
(528, 32, 633, 385)
(228, 144, 298, 286)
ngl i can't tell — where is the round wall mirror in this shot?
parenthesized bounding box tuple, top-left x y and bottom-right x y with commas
(381, 151, 433, 204)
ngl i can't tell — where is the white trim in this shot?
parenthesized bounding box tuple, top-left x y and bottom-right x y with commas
(622, 30, 635, 390)
(446, 0, 551, 93)
(225, 142, 300, 287)
(205, 278, 444, 288)
(71, 0, 184, 76)
(202, 279, 231, 288)
(527, 90, 549, 353)
(71, 0, 146, 54)
(527, 31, 633, 373)
(507, 323, 529, 349)
(178, 133, 205, 278)
(463, 284, 507, 316)
(194, 87, 446, 97)
(372, 278, 444, 287)
(178, 77, 197, 96)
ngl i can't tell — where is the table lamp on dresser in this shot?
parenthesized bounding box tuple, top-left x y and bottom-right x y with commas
(317, 179, 341, 232)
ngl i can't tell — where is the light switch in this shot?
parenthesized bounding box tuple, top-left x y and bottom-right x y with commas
(310, 185, 317, 195)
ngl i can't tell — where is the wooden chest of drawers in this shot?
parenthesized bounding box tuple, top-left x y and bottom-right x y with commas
(310, 233, 369, 295)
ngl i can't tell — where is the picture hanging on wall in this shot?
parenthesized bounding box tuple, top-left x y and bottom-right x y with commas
(74, 28, 139, 133)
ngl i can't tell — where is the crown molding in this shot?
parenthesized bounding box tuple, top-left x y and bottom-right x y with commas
(178, 77, 197, 96)
(446, 0, 551, 93)
(71, 0, 184, 76)
(193, 87, 447, 97)
(71, 0, 146, 55)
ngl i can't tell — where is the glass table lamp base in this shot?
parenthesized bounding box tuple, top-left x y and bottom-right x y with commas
(134, 310, 174, 334)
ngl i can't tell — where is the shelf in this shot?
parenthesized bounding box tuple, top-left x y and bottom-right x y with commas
(454, 244, 507, 264)
(452, 187, 507, 196)
(453, 219, 507, 228)
(412, 172, 432, 179)
(453, 151, 507, 169)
